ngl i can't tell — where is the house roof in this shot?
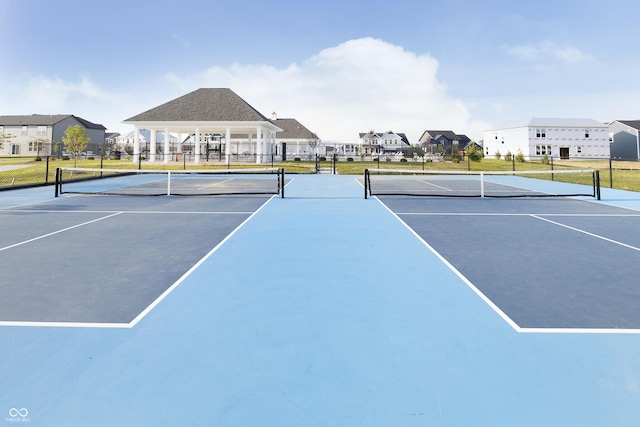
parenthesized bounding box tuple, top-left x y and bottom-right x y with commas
(426, 130, 460, 141)
(358, 131, 410, 145)
(0, 114, 105, 129)
(123, 88, 272, 123)
(614, 120, 640, 130)
(490, 118, 608, 130)
(271, 118, 317, 140)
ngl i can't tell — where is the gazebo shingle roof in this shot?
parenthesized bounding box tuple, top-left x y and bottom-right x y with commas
(271, 118, 317, 139)
(124, 88, 271, 123)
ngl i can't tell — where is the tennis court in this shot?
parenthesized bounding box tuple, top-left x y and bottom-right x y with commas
(2, 171, 640, 425)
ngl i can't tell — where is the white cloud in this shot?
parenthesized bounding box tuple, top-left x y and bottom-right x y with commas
(505, 40, 594, 63)
(0, 74, 131, 131)
(0, 38, 489, 141)
(164, 37, 487, 142)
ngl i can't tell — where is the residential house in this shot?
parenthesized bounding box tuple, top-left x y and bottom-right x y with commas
(482, 118, 609, 160)
(418, 130, 470, 156)
(359, 131, 410, 156)
(0, 114, 106, 156)
(608, 120, 640, 160)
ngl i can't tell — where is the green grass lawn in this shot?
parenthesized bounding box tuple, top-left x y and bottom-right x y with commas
(2, 156, 639, 192)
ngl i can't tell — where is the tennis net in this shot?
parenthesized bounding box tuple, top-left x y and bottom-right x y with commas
(55, 167, 285, 197)
(364, 168, 600, 199)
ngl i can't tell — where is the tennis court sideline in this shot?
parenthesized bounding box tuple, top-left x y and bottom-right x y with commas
(1, 174, 640, 425)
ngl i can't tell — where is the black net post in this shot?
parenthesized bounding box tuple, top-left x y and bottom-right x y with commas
(595, 170, 601, 200)
(364, 169, 369, 199)
(280, 168, 285, 198)
(54, 167, 60, 197)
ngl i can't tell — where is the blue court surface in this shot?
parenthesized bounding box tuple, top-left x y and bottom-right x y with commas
(2, 174, 640, 426)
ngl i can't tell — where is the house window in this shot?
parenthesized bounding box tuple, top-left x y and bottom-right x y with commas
(535, 145, 552, 155)
(37, 126, 47, 136)
(577, 146, 582, 153)
(21, 126, 27, 136)
(585, 129, 590, 138)
(536, 129, 546, 138)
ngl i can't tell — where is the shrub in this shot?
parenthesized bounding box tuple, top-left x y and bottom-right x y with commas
(400, 158, 407, 162)
(541, 154, 550, 165)
(504, 151, 513, 161)
(346, 157, 354, 161)
(515, 149, 525, 163)
(319, 156, 327, 161)
(494, 151, 501, 160)
(452, 157, 460, 163)
(294, 157, 301, 161)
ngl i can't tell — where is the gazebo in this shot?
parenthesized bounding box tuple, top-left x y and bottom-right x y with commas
(122, 88, 282, 164)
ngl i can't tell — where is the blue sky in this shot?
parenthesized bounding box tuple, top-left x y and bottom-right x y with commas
(1, 0, 639, 143)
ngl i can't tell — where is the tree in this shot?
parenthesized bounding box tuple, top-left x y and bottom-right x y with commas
(62, 125, 90, 166)
(466, 143, 483, 162)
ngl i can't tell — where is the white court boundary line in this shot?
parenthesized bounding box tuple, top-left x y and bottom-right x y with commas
(0, 196, 277, 328)
(376, 197, 640, 334)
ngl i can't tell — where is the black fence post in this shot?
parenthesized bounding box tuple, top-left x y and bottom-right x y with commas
(45, 156, 50, 184)
(609, 158, 613, 188)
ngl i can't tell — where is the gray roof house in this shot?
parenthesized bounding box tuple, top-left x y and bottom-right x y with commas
(123, 88, 282, 164)
(0, 114, 106, 156)
(270, 114, 318, 160)
(419, 130, 470, 146)
(609, 120, 640, 160)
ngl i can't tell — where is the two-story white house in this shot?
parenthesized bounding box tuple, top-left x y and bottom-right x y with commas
(482, 118, 609, 160)
(359, 131, 410, 155)
(0, 114, 106, 156)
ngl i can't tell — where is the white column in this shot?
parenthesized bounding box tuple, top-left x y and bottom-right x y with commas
(194, 128, 201, 164)
(133, 126, 140, 164)
(150, 130, 157, 162)
(164, 128, 170, 164)
(225, 127, 231, 164)
(256, 127, 262, 164)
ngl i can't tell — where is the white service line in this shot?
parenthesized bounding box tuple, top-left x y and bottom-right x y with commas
(0, 212, 123, 253)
